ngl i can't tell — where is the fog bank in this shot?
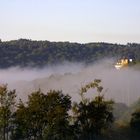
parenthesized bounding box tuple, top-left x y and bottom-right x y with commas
(0, 60, 140, 105)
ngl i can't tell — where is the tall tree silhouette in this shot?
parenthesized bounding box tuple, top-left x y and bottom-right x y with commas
(72, 79, 114, 140)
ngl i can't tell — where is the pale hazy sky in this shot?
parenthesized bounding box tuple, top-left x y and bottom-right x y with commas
(0, 0, 140, 44)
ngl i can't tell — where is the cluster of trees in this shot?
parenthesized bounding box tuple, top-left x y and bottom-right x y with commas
(0, 39, 140, 68)
(0, 80, 140, 140)
(0, 80, 113, 140)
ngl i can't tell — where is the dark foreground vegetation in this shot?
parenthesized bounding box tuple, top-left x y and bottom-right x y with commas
(0, 79, 140, 140)
(0, 39, 140, 68)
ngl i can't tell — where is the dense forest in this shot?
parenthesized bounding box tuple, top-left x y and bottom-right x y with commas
(0, 79, 140, 140)
(0, 39, 140, 68)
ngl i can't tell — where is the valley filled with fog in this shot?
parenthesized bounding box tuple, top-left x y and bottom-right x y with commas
(0, 59, 140, 105)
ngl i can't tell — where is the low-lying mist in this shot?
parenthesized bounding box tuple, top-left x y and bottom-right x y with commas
(0, 62, 84, 83)
(0, 59, 140, 105)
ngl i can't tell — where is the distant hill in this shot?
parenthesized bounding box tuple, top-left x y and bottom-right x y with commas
(0, 39, 140, 68)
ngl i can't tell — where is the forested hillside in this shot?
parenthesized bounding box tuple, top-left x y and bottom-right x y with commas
(0, 39, 140, 68)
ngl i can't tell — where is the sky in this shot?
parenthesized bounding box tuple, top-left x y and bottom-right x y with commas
(0, 0, 140, 44)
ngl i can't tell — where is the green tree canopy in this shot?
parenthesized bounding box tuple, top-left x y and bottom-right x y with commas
(72, 79, 114, 140)
(0, 85, 16, 140)
(12, 90, 72, 140)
